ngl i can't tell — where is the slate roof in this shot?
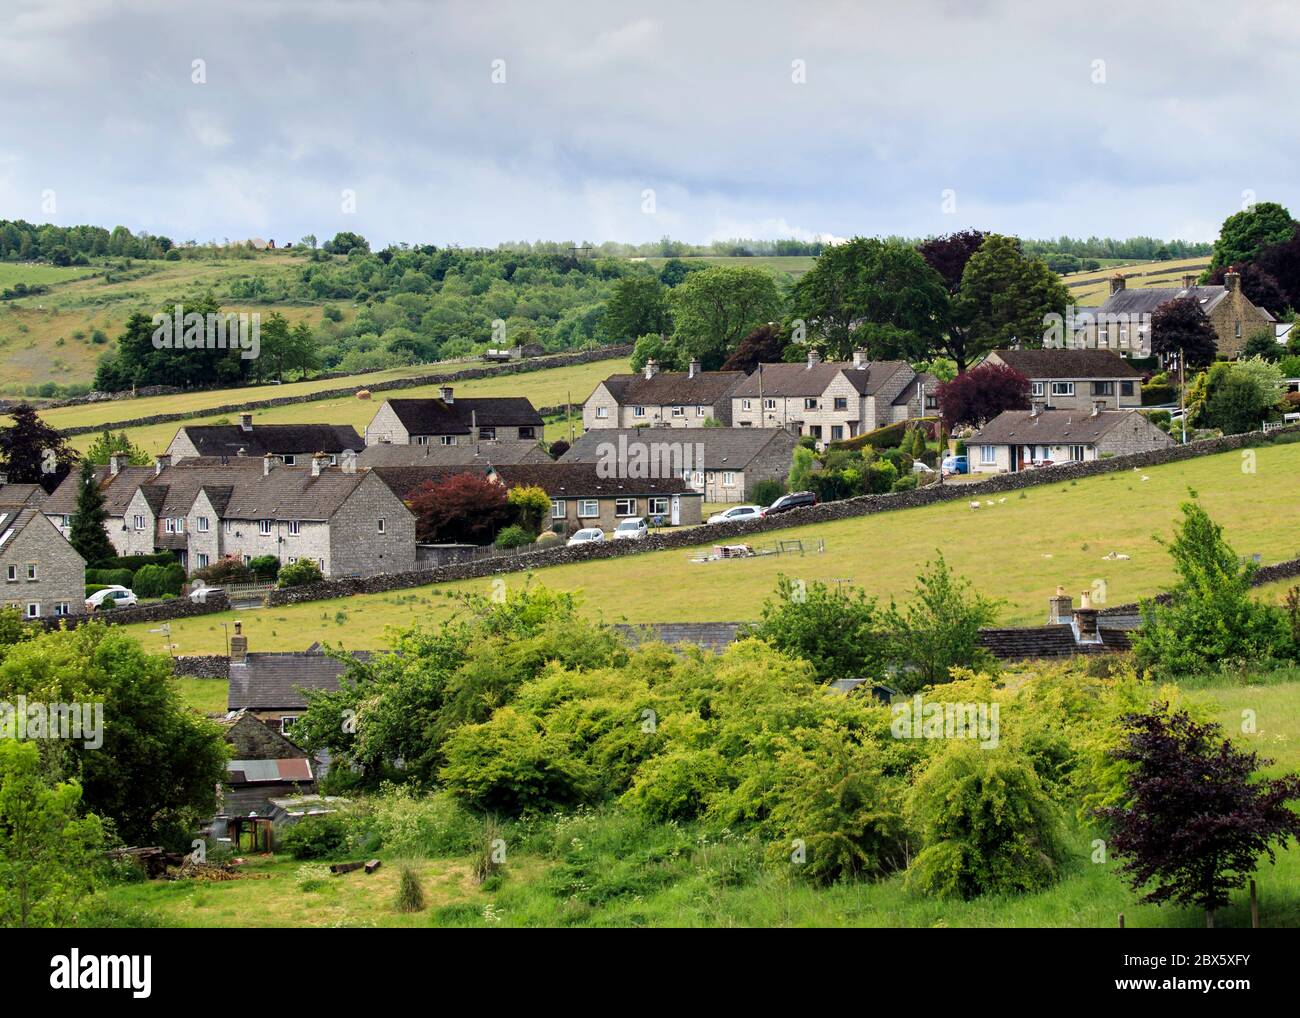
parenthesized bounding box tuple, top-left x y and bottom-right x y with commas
(597, 370, 746, 407)
(1099, 285, 1227, 317)
(560, 428, 797, 471)
(357, 440, 550, 467)
(176, 423, 363, 458)
(227, 650, 373, 711)
(42, 465, 158, 517)
(729, 360, 912, 398)
(371, 465, 490, 501)
(0, 504, 42, 552)
(383, 397, 543, 435)
(890, 372, 939, 406)
(492, 463, 697, 497)
(988, 349, 1143, 379)
(0, 483, 45, 507)
(969, 409, 1159, 446)
(976, 624, 1131, 659)
(144, 460, 373, 521)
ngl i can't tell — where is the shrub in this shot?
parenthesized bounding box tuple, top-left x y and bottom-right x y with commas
(132, 563, 185, 598)
(85, 568, 133, 589)
(195, 556, 253, 584)
(363, 788, 483, 857)
(88, 553, 174, 572)
(280, 812, 351, 860)
(494, 525, 532, 550)
(751, 478, 786, 507)
(278, 559, 324, 588)
(248, 555, 280, 581)
(906, 742, 1067, 900)
(534, 531, 561, 548)
(394, 863, 426, 912)
(892, 474, 918, 492)
(1141, 383, 1177, 406)
(295, 863, 332, 892)
(472, 817, 507, 885)
(748, 575, 887, 682)
(863, 459, 899, 494)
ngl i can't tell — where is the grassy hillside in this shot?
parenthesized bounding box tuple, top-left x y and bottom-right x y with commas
(119, 439, 1300, 655)
(60, 354, 625, 456)
(638, 255, 816, 278)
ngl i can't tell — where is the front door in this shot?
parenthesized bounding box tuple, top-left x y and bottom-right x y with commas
(671, 496, 680, 525)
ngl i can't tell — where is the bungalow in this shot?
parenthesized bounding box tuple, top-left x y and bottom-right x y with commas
(166, 414, 363, 464)
(582, 359, 745, 429)
(729, 349, 936, 441)
(967, 407, 1173, 474)
(365, 388, 544, 445)
(983, 349, 1144, 413)
(0, 502, 86, 619)
(559, 427, 798, 503)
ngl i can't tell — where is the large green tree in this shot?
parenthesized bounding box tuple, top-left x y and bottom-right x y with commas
(603, 276, 670, 342)
(669, 265, 781, 370)
(1210, 201, 1297, 271)
(955, 235, 1071, 366)
(67, 460, 115, 564)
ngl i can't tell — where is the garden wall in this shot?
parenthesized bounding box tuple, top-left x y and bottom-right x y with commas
(27, 590, 231, 631)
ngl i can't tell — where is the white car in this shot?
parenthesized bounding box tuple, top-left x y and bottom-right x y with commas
(707, 504, 763, 525)
(566, 527, 605, 547)
(612, 517, 648, 541)
(85, 586, 138, 611)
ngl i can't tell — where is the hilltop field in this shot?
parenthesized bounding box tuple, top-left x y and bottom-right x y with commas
(119, 438, 1300, 657)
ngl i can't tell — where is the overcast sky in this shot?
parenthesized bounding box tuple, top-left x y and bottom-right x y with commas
(2, 0, 1296, 248)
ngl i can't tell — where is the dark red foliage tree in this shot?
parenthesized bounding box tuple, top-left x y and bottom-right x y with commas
(405, 473, 511, 544)
(721, 323, 788, 374)
(917, 230, 988, 293)
(1096, 706, 1300, 927)
(1206, 264, 1289, 318)
(547, 440, 570, 460)
(1253, 225, 1300, 313)
(935, 362, 1030, 429)
(0, 404, 78, 493)
(1150, 297, 1218, 369)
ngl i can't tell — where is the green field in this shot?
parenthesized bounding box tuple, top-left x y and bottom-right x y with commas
(94, 672, 1300, 928)
(118, 439, 1300, 655)
(1065, 255, 1210, 305)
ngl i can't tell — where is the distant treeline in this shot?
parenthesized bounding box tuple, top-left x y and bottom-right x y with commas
(0, 219, 175, 263)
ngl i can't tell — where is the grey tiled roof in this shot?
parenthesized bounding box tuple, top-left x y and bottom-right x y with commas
(729, 360, 912, 398)
(384, 397, 543, 434)
(598, 370, 746, 407)
(969, 409, 1160, 446)
(493, 463, 696, 497)
(357, 440, 550, 467)
(560, 428, 796, 471)
(1100, 285, 1227, 316)
(178, 423, 363, 457)
(43, 465, 158, 517)
(988, 349, 1143, 379)
(227, 651, 373, 710)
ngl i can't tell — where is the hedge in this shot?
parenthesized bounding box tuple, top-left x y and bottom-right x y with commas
(87, 553, 175, 572)
(1141, 383, 1176, 406)
(85, 568, 133, 588)
(830, 417, 936, 453)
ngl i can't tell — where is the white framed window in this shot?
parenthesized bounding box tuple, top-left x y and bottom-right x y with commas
(440, 435, 457, 446)
(741, 399, 752, 411)
(165, 517, 184, 534)
(280, 716, 298, 734)
(518, 427, 535, 440)
(1051, 382, 1075, 397)
(377, 518, 385, 534)
(804, 398, 818, 411)
(61, 514, 70, 528)
(197, 553, 210, 568)
(416, 435, 430, 446)
(577, 500, 599, 518)
(259, 519, 272, 536)
(197, 516, 210, 533)
(1069, 445, 1086, 462)
(5, 565, 15, 582)
(763, 398, 776, 410)
(551, 499, 566, 519)
(54, 602, 70, 617)
(26, 563, 37, 581)
(831, 425, 844, 440)
(479, 427, 496, 440)
(1031, 382, 1045, 397)
(647, 497, 668, 516)
(596, 406, 609, 419)
(224, 520, 235, 534)
(980, 445, 997, 465)
(316, 558, 325, 570)
(723, 472, 735, 486)
(287, 520, 301, 536)
(287, 556, 298, 565)
(1235, 320, 1242, 338)
(26, 603, 40, 619)
(671, 406, 684, 418)
(328, 454, 337, 465)
(696, 406, 706, 417)
(615, 498, 636, 517)
(1092, 381, 1114, 396)
(242, 555, 250, 564)
(633, 406, 646, 418)
(283, 454, 297, 466)
(833, 397, 847, 410)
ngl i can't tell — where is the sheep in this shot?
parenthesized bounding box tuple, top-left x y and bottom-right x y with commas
(969, 501, 981, 511)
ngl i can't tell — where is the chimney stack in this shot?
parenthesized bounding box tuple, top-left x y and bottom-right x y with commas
(1181, 273, 1196, 290)
(109, 453, 127, 476)
(439, 385, 454, 404)
(263, 453, 281, 476)
(154, 454, 171, 476)
(1091, 400, 1105, 417)
(239, 412, 253, 432)
(1048, 585, 1074, 625)
(688, 358, 700, 379)
(806, 348, 822, 369)
(1224, 268, 1241, 293)
(852, 349, 866, 370)
(230, 621, 247, 664)
(1030, 402, 1043, 418)
(310, 452, 330, 477)
(1075, 591, 1100, 641)
(1109, 274, 1126, 295)
(644, 359, 659, 380)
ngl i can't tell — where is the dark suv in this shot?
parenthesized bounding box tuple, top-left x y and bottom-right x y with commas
(761, 491, 817, 517)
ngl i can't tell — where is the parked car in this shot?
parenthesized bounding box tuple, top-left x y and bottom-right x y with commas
(941, 454, 968, 476)
(612, 517, 648, 540)
(761, 491, 817, 517)
(912, 460, 935, 474)
(85, 586, 138, 611)
(707, 504, 763, 525)
(566, 527, 605, 546)
(188, 582, 223, 603)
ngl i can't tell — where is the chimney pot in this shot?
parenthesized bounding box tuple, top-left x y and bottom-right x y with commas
(807, 348, 821, 369)
(439, 385, 454, 404)
(852, 349, 866, 370)
(1048, 586, 1074, 625)
(644, 359, 659, 380)
(154, 454, 171, 476)
(310, 452, 329, 477)
(229, 621, 248, 664)
(109, 453, 126, 476)
(263, 453, 280, 476)
(688, 358, 700, 379)
(1224, 269, 1241, 293)
(1109, 274, 1127, 295)
(1181, 274, 1196, 290)
(239, 412, 253, 432)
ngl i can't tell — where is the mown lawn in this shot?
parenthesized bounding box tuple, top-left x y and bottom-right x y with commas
(122, 440, 1300, 655)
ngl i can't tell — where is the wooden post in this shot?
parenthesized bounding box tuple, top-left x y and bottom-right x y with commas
(1118, 912, 1124, 929)
(1251, 879, 1260, 929)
